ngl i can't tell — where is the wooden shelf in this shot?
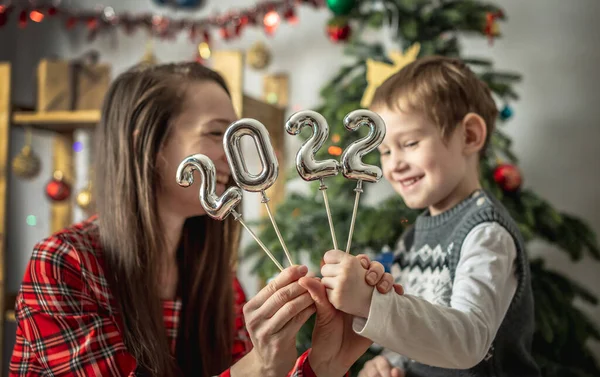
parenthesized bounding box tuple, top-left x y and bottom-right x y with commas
(12, 110, 100, 131)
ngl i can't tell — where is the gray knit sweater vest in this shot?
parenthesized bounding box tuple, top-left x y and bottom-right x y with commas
(395, 190, 540, 377)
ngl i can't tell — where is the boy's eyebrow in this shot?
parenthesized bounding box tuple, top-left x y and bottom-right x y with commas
(390, 128, 426, 137)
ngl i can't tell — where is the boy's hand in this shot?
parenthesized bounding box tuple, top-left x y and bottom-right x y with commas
(322, 254, 404, 295)
(321, 249, 374, 318)
(355, 254, 404, 295)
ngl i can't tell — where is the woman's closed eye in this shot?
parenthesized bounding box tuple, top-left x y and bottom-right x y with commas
(403, 141, 419, 148)
(202, 130, 225, 138)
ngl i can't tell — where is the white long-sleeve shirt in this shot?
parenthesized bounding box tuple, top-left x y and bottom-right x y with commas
(353, 222, 518, 369)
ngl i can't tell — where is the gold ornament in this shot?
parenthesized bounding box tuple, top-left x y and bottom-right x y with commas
(247, 41, 272, 70)
(12, 127, 41, 179)
(12, 145, 41, 179)
(361, 43, 421, 108)
(76, 182, 94, 211)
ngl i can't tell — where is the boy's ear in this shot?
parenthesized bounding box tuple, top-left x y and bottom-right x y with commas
(461, 113, 487, 156)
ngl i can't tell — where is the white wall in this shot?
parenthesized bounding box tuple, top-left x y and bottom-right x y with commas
(1, 0, 599, 366)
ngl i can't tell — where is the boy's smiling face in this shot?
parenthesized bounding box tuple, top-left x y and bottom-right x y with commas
(376, 104, 474, 215)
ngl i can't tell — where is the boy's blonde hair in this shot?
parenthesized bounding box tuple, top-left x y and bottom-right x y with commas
(371, 56, 498, 157)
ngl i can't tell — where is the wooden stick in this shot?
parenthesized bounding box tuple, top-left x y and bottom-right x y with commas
(345, 180, 363, 254)
(231, 209, 283, 271)
(319, 179, 338, 250)
(261, 191, 294, 266)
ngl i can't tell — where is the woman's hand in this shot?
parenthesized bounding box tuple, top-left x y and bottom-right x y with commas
(359, 356, 405, 377)
(232, 265, 315, 377)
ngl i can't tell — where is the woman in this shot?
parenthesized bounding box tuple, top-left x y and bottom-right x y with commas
(10, 62, 397, 377)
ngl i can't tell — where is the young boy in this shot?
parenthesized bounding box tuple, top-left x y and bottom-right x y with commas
(321, 56, 540, 376)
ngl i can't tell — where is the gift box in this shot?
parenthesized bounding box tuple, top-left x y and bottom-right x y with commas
(37, 52, 111, 111)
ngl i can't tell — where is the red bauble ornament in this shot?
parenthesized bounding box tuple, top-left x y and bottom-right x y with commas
(326, 18, 351, 42)
(493, 163, 522, 192)
(45, 171, 71, 201)
(484, 10, 503, 45)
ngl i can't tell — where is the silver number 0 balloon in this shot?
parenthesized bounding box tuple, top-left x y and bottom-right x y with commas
(224, 119, 278, 193)
(176, 153, 284, 271)
(224, 119, 294, 267)
(286, 110, 340, 250)
(340, 109, 386, 254)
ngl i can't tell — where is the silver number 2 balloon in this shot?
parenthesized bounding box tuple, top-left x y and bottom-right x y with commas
(340, 109, 386, 254)
(224, 119, 294, 267)
(176, 154, 242, 221)
(176, 153, 283, 271)
(286, 110, 340, 250)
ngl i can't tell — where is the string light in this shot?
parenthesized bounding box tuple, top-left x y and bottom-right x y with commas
(198, 42, 211, 59)
(266, 92, 278, 104)
(29, 10, 44, 22)
(328, 146, 342, 156)
(26, 215, 37, 227)
(263, 10, 280, 35)
(0, 0, 324, 42)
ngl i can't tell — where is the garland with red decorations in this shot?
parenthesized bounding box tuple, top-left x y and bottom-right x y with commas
(0, 0, 323, 42)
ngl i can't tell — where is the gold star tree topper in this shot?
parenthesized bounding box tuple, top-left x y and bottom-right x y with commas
(140, 40, 158, 66)
(361, 43, 421, 108)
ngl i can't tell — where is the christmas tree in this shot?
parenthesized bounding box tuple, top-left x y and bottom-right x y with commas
(243, 1, 600, 376)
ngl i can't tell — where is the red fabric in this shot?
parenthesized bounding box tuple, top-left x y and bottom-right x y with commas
(9, 216, 311, 376)
(296, 351, 317, 377)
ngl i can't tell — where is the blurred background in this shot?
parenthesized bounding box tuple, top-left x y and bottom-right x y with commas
(0, 0, 598, 375)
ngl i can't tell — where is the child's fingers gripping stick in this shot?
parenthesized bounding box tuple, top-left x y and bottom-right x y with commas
(321, 262, 344, 278)
(323, 249, 348, 264)
(320, 251, 376, 318)
(364, 260, 385, 285)
(355, 254, 401, 295)
(356, 254, 371, 269)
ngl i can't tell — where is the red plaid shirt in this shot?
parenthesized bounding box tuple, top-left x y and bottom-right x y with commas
(10, 217, 315, 377)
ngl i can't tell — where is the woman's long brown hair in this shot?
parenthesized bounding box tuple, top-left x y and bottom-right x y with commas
(94, 62, 241, 377)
